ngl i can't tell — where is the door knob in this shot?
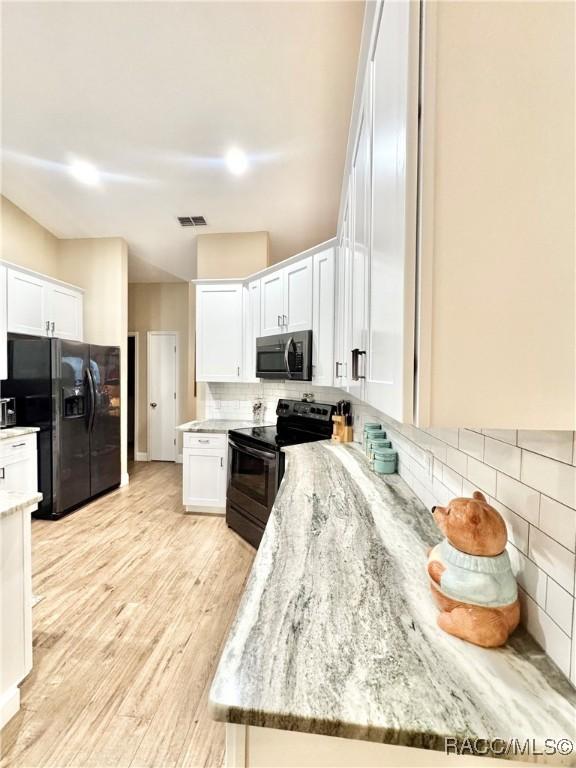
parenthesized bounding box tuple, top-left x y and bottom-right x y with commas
(150, 402, 157, 408)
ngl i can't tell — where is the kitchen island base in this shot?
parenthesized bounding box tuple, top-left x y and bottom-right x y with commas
(225, 725, 536, 768)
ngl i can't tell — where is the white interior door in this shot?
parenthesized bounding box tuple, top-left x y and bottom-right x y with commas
(148, 332, 177, 462)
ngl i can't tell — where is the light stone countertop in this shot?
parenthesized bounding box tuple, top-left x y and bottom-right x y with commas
(0, 490, 43, 519)
(176, 419, 272, 433)
(0, 426, 40, 440)
(209, 441, 576, 763)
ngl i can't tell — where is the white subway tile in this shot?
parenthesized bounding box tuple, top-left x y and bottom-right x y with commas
(521, 450, 576, 508)
(546, 578, 574, 635)
(442, 466, 463, 497)
(519, 591, 571, 677)
(507, 544, 547, 607)
(446, 447, 468, 477)
(484, 437, 522, 479)
(495, 473, 540, 525)
(517, 431, 574, 464)
(490, 498, 529, 554)
(466, 456, 497, 496)
(427, 427, 459, 448)
(539, 496, 576, 553)
(432, 477, 454, 507)
(415, 431, 447, 463)
(459, 429, 484, 460)
(483, 429, 518, 445)
(461, 479, 477, 498)
(433, 458, 443, 481)
(528, 527, 575, 594)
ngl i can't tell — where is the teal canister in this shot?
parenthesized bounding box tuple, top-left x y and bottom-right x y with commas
(368, 438, 392, 465)
(363, 424, 384, 451)
(373, 449, 397, 475)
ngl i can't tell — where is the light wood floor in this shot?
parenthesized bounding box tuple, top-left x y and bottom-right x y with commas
(1, 462, 255, 768)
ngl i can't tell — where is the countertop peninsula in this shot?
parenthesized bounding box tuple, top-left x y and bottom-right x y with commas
(209, 441, 576, 763)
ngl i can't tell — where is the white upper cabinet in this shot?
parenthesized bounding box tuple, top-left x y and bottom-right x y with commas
(334, 201, 351, 390)
(5, 264, 83, 341)
(364, 0, 418, 422)
(260, 272, 284, 336)
(283, 257, 313, 333)
(259, 257, 313, 336)
(6, 268, 50, 337)
(0, 266, 7, 380)
(312, 247, 335, 386)
(50, 284, 83, 341)
(243, 279, 261, 382)
(196, 283, 243, 382)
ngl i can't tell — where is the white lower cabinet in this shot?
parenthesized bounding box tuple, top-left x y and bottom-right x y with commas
(182, 433, 227, 513)
(0, 265, 7, 380)
(0, 431, 38, 729)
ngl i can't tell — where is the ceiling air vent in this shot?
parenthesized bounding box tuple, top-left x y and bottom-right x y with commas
(178, 215, 207, 227)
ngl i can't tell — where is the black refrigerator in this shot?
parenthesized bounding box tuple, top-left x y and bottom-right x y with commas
(2, 334, 121, 519)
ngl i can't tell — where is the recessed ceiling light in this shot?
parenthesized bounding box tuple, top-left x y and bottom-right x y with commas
(68, 159, 100, 186)
(225, 147, 248, 176)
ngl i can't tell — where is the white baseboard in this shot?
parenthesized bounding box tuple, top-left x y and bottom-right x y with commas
(120, 472, 130, 487)
(0, 685, 20, 729)
(176, 454, 183, 464)
(135, 452, 149, 462)
(185, 505, 225, 515)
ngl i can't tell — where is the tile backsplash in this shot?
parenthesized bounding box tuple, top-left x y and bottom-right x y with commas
(200, 381, 576, 686)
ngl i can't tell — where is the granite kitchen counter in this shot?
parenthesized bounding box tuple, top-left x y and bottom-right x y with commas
(0, 490, 42, 519)
(209, 441, 576, 762)
(0, 427, 40, 440)
(176, 419, 272, 433)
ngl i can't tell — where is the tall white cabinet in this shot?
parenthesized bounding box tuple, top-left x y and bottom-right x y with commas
(312, 247, 335, 386)
(0, 266, 7, 380)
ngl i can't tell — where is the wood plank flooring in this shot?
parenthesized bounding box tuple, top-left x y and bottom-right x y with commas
(1, 461, 255, 768)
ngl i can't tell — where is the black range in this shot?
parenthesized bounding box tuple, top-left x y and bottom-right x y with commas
(226, 398, 335, 548)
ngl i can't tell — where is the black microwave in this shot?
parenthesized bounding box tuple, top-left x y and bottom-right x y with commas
(255, 331, 312, 381)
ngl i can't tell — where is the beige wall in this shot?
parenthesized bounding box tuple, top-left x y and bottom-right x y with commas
(1, 196, 130, 480)
(128, 282, 194, 455)
(1, 196, 59, 273)
(196, 231, 269, 278)
(58, 238, 129, 478)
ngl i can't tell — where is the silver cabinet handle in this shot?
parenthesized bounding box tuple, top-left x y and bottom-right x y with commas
(11, 442, 26, 448)
(283, 314, 288, 327)
(277, 315, 282, 327)
(0, 468, 4, 479)
(150, 402, 157, 408)
(51, 321, 55, 335)
(45, 320, 50, 335)
(237, 365, 240, 377)
(220, 456, 224, 468)
(335, 361, 342, 377)
(198, 438, 209, 443)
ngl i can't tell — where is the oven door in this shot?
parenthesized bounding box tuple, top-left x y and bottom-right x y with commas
(227, 437, 279, 526)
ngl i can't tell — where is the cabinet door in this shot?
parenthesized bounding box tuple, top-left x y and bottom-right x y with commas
(7, 268, 49, 337)
(0, 453, 38, 494)
(183, 447, 226, 509)
(0, 266, 7, 380)
(49, 284, 83, 341)
(260, 272, 284, 336)
(284, 257, 313, 333)
(196, 284, 243, 382)
(348, 99, 370, 400)
(364, 0, 418, 422)
(312, 248, 335, 386)
(243, 280, 261, 382)
(334, 199, 352, 389)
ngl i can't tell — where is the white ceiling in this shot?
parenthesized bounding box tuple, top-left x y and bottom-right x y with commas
(1, 1, 363, 281)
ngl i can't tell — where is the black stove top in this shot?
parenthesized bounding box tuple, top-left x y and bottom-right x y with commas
(229, 399, 336, 452)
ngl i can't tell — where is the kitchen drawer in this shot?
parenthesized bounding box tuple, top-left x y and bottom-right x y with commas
(183, 432, 226, 450)
(0, 433, 36, 459)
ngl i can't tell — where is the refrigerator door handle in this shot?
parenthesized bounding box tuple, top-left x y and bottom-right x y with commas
(86, 367, 97, 433)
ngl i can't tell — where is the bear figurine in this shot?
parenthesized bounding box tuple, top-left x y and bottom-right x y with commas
(427, 491, 520, 648)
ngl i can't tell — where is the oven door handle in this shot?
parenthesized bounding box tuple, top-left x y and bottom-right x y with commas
(284, 336, 294, 379)
(229, 438, 276, 462)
